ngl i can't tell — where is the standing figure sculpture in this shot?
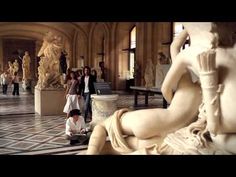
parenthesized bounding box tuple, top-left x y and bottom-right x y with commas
(8, 61, 14, 77)
(59, 50, 68, 75)
(13, 60, 19, 74)
(155, 57, 164, 88)
(22, 51, 31, 81)
(36, 31, 64, 89)
(144, 59, 155, 88)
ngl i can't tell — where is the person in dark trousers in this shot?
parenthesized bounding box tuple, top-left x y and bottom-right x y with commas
(79, 66, 96, 122)
(1, 71, 9, 94)
(12, 72, 20, 96)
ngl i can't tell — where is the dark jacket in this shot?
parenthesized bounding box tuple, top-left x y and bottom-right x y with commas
(79, 75, 96, 95)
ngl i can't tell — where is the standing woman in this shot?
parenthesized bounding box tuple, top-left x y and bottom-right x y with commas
(75, 69, 83, 84)
(79, 66, 96, 122)
(63, 71, 80, 119)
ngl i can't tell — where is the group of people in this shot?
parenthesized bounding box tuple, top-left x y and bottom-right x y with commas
(0, 70, 20, 96)
(63, 66, 96, 145)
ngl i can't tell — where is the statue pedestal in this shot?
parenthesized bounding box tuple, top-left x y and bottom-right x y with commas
(35, 87, 66, 116)
(90, 94, 119, 128)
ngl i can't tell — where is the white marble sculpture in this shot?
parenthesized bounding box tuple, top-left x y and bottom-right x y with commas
(144, 59, 155, 88)
(13, 60, 19, 74)
(155, 59, 164, 88)
(86, 22, 236, 155)
(36, 32, 64, 89)
(22, 51, 31, 81)
(8, 61, 14, 76)
(86, 25, 201, 154)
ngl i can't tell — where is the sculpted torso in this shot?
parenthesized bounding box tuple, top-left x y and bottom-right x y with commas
(162, 23, 236, 153)
(174, 38, 236, 133)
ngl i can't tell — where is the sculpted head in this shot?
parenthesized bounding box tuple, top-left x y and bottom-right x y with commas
(182, 22, 219, 49)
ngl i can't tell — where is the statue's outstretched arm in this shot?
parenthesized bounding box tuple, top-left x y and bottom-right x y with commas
(37, 41, 48, 57)
(87, 125, 107, 154)
(161, 54, 188, 103)
(170, 29, 188, 61)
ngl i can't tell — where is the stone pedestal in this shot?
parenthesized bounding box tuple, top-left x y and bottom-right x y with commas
(35, 87, 66, 116)
(22, 79, 33, 93)
(90, 94, 119, 128)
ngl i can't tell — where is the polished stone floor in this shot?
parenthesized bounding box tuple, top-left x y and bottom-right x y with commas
(0, 88, 164, 155)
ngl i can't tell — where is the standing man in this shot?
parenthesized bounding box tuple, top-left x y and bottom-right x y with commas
(12, 72, 20, 96)
(79, 66, 96, 122)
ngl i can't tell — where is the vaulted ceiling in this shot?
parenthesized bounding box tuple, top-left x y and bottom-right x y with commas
(0, 22, 92, 41)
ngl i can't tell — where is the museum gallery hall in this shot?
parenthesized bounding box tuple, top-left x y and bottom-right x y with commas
(1, 22, 235, 155)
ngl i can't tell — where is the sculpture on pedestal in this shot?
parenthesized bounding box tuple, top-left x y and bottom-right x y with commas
(22, 51, 31, 81)
(155, 56, 164, 88)
(36, 32, 64, 89)
(13, 60, 19, 74)
(8, 61, 14, 76)
(87, 22, 236, 155)
(144, 59, 155, 88)
(22, 51, 31, 90)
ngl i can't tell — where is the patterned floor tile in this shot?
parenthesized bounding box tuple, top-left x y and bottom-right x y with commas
(54, 124, 66, 129)
(0, 124, 15, 129)
(19, 127, 46, 134)
(20, 122, 41, 126)
(48, 137, 69, 145)
(25, 135, 53, 143)
(2, 125, 30, 132)
(40, 129, 65, 136)
(39, 123, 59, 128)
(6, 133, 34, 140)
(0, 131, 15, 137)
(0, 148, 20, 155)
(6, 141, 39, 150)
(32, 143, 63, 150)
(0, 138, 17, 147)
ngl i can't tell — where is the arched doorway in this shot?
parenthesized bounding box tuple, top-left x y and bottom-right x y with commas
(114, 22, 136, 90)
(89, 23, 110, 81)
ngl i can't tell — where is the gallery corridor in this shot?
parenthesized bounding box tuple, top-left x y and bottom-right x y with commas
(0, 91, 163, 154)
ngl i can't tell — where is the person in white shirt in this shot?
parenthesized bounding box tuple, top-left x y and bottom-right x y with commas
(65, 109, 91, 145)
(1, 71, 9, 94)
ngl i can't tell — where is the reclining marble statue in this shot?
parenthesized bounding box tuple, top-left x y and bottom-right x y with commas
(86, 22, 236, 155)
(36, 31, 64, 89)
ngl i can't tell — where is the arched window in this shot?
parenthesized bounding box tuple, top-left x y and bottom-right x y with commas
(173, 22, 190, 49)
(129, 26, 136, 79)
